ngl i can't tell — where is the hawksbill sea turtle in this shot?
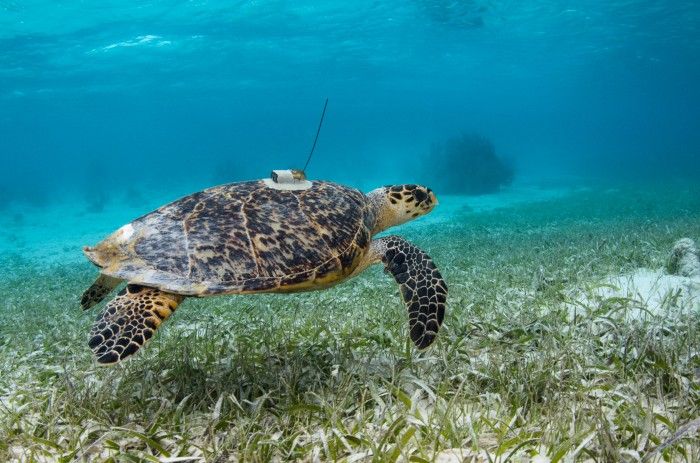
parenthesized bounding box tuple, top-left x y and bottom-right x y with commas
(81, 173, 448, 365)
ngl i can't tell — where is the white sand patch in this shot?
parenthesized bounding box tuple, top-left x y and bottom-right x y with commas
(434, 185, 572, 222)
(575, 268, 700, 319)
(406, 184, 574, 228)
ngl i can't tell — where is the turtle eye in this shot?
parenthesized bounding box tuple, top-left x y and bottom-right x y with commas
(413, 188, 428, 203)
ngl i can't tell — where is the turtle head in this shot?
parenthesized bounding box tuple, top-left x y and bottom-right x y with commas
(368, 184, 438, 234)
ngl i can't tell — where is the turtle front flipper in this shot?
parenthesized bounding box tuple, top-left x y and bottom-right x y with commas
(88, 284, 184, 365)
(81, 274, 122, 310)
(372, 236, 447, 349)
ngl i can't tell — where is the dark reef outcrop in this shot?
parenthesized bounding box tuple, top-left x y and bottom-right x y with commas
(425, 133, 514, 195)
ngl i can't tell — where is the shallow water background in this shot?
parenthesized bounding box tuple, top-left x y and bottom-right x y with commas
(1, 1, 700, 461)
(1, 1, 699, 262)
(1, 1, 699, 206)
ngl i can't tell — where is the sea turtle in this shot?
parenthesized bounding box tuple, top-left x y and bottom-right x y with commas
(81, 172, 448, 365)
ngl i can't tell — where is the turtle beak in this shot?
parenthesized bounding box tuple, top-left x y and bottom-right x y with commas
(429, 191, 439, 206)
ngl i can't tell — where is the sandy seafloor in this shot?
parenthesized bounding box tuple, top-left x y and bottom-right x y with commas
(1, 178, 699, 461)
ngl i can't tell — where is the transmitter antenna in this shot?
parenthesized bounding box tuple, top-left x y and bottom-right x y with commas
(302, 97, 329, 175)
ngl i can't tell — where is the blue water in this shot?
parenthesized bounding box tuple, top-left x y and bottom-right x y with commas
(1, 1, 699, 207)
(2, 5, 700, 459)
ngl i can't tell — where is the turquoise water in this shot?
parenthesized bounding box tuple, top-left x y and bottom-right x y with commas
(1, 3, 700, 460)
(2, 1, 699, 260)
(2, 1, 699, 202)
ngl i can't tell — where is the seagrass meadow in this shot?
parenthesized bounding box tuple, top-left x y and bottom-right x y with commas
(1, 183, 699, 462)
(2, 2, 700, 460)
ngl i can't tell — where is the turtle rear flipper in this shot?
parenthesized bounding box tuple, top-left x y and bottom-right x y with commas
(81, 274, 122, 310)
(373, 236, 447, 349)
(88, 284, 183, 365)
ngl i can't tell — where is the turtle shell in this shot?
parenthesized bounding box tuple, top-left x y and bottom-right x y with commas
(84, 180, 375, 295)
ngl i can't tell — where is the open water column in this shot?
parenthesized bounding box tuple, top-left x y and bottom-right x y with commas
(0, 1, 698, 461)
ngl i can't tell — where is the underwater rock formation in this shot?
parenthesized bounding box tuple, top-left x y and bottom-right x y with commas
(426, 133, 514, 195)
(667, 238, 700, 278)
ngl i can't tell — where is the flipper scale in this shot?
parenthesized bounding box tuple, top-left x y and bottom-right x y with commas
(88, 284, 183, 365)
(374, 236, 447, 349)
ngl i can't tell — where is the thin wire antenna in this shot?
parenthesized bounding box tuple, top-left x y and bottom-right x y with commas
(302, 97, 329, 174)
